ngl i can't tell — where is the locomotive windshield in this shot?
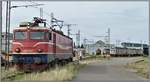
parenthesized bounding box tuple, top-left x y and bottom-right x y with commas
(15, 32, 27, 40)
(30, 32, 45, 40)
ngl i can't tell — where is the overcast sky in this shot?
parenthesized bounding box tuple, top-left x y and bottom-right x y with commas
(2, 1, 148, 44)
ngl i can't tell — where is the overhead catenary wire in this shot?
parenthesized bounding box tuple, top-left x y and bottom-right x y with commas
(13, 1, 81, 42)
(28, 1, 53, 20)
(28, 1, 79, 32)
(28, 6, 56, 27)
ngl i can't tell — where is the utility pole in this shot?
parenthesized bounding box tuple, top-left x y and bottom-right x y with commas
(4, 1, 11, 69)
(67, 25, 71, 37)
(70, 30, 80, 48)
(64, 24, 76, 37)
(107, 28, 110, 54)
(40, 7, 43, 19)
(5, 1, 10, 69)
(50, 13, 54, 27)
(0, 2, 2, 71)
(83, 38, 87, 48)
(5, 1, 8, 54)
(7, 1, 11, 54)
(76, 30, 80, 48)
(50, 12, 64, 30)
(0, 1, 1, 76)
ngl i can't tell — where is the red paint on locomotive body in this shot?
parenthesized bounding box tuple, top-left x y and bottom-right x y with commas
(51, 30, 73, 59)
(54, 32, 73, 53)
(12, 27, 51, 54)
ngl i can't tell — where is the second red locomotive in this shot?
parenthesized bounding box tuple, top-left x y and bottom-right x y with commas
(11, 17, 73, 70)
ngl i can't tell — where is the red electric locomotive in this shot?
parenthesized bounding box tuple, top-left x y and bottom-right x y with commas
(11, 17, 73, 70)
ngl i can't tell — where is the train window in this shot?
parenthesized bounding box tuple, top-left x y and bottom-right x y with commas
(30, 32, 45, 40)
(15, 32, 27, 40)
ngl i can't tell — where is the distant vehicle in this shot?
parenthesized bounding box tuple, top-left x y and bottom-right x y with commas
(11, 17, 73, 71)
(110, 47, 143, 57)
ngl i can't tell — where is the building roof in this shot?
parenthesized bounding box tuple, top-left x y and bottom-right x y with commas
(95, 40, 105, 45)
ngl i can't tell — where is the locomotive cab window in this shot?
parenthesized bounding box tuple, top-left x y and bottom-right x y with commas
(30, 32, 45, 40)
(15, 32, 27, 40)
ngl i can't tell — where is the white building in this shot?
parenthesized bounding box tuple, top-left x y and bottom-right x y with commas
(85, 40, 105, 55)
(85, 40, 115, 55)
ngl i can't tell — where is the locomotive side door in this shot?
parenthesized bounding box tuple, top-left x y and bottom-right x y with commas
(53, 33, 56, 55)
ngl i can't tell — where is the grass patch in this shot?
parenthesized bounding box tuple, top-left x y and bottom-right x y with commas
(126, 57, 149, 79)
(13, 63, 85, 81)
(1, 67, 25, 81)
(1, 67, 17, 80)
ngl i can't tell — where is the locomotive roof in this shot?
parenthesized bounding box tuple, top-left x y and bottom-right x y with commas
(14, 27, 50, 30)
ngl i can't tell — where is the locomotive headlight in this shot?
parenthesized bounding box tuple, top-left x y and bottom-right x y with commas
(37, 49, 43, 53)
(15, 48, 20, 53)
